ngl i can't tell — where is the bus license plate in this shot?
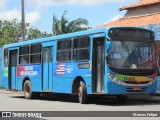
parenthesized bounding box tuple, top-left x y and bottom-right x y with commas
(133, 87, 141, 91)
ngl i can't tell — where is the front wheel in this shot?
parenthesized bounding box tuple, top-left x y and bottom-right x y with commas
(23, 80, 40, 99)
(78, 81, 88, 104)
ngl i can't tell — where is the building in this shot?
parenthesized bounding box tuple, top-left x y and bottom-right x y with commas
(100, 0, 160, 40)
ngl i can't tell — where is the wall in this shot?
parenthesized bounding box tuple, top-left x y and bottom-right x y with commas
(124, 4, 160, 17)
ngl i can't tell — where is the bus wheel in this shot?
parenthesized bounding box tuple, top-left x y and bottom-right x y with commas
(117, 95, 128, 103)
(24, 80, 39, 99)
(78, 81, 88, 104)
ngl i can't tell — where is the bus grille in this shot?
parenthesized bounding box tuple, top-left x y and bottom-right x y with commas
(123, 81, 150, 84)
(126, 87, 147, 92)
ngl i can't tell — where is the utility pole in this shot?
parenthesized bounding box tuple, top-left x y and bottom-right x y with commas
(21, 0, 25, 41)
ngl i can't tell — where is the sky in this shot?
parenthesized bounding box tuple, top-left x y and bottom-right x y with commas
(0, 0, 140, 33)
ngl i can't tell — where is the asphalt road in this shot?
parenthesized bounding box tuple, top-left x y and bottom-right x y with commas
(0, 89, 160, 120)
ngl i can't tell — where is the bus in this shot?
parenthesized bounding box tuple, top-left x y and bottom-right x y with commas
(2, 27, 157, 104)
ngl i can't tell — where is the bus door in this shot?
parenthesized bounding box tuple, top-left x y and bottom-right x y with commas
(8, 48, 18, 90)
(92, 36, 105, 93)
(42, 42, 53, 91)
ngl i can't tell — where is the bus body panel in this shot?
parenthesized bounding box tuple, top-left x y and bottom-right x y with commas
(53, 77, 74, 93)
(3, 78, 8, 90)
(49, 62, 53, 91)
(106, 80, 157, 94)
(53, 62, 92, 94)
(42, 41, 54, 91)
(52, 76, 92, 94)
(16, 76, 42, 92)
(105, 68, 157, 94)
(11, 66, 16, 89)
(17, 78, 23, 91)
(3, 67, 8, 89)
(17, 65, 42, 92)
(8, 48, 18, 90)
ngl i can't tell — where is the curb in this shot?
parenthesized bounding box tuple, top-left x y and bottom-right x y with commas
(0, 89, 23, 94)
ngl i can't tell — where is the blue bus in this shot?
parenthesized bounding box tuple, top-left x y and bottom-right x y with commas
(2, 27, 157, 104)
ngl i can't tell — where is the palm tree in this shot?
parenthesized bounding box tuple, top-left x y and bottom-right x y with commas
(52, 10, 89, 35)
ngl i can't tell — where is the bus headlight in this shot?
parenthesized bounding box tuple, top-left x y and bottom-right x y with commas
(108, 73, 125, 85)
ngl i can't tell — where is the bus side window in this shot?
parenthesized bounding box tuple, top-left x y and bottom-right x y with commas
(73, 37, 90, 61)
(19, 46, 29, 65)
(57, 40, 71, 62)
(4, 49, 8, 67)
(30, 44, 42, 64)
(49, 47, 53, 62)
(43, 48, 49, 63)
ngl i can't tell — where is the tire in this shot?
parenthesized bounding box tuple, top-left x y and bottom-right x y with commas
(117, 95, 128, 103)
(23, 80, 40, 99)
(78, 81, 88, 104)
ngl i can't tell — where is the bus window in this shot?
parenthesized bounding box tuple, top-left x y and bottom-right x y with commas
(30, 44, 42, 64)
(4, 49, 8, 67)
(19, 46, 29, 65)
(73, 37, 90, 61)
(19, 56, 29, 65)
(43, 48, 49, 63)
(49, 47, 53, 62)
(57, 40, 71, 62)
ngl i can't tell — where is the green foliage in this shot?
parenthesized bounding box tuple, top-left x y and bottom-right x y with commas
(0, 19, 52, 47)
(0, 19, 23, 47)
(52, 10, 89, 35)
(27, 28, 51, 40)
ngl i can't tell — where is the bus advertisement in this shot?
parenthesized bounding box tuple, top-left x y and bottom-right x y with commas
(2, 27, 157, 104)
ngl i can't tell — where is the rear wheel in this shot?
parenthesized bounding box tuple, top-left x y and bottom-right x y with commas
(23, 80, 40, 99)
(78, 81, 88, 104)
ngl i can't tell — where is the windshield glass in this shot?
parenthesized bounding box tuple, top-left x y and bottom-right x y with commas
(107, 40, 155, 69)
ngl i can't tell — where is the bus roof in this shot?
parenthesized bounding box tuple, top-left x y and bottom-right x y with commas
(3, 26, 152, 49)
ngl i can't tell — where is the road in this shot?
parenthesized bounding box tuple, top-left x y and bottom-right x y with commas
(0, 89, 160, 120)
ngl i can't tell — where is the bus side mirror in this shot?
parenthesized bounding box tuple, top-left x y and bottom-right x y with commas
(106, 41, 111, 51)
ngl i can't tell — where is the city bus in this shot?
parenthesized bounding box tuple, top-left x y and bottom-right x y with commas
(2, 27, 157, 104)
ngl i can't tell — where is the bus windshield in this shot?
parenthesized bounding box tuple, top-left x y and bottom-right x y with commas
(107, 40, 155, 70)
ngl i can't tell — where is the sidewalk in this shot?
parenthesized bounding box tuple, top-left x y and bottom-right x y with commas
(0, 88, 23, 94)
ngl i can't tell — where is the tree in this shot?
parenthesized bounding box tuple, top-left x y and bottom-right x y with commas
(52, 10, 89, 35)
(0, 19, 52, 47)
(27, 28, 53, 40)
(0, 19, 25, 47)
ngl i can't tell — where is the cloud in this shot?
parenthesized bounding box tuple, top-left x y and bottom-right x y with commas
(0, 9, 21, 21)
(78, 0, 125, 7)
(105, 14, 123, 24)
(0, 0, 7, 10)
(26, 11, 41, 25)
(27, 0, 125, 7)
(0, 9, 41, 27)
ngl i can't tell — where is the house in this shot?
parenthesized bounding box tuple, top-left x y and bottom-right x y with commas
(100, 0, 160, 40)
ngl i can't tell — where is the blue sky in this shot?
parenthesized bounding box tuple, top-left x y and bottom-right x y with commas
(0, 0, 139, 33)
